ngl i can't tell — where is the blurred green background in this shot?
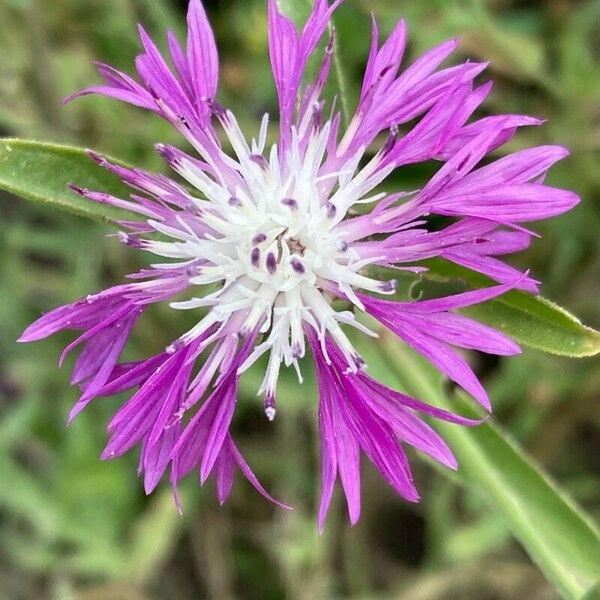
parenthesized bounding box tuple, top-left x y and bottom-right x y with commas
(0, 0, 599, 598)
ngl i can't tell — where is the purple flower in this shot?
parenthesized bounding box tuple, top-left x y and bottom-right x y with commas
(20, 0, 578, 525)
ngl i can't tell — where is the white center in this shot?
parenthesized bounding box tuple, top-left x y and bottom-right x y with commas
(147, 111, 395, 414)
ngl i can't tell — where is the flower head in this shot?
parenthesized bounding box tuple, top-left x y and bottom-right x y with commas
(20, 0, 578, 525)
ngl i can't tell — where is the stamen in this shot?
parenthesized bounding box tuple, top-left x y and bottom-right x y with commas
(379, 279, 397, 293)
(282, 197, 298, 209)
(206, 98, 228, 122)
(128, 110, 410, 415)
(250, 247, 260, 267)
(290, 257, 305, 274)
(117, 232, 143, 248)
(250, 154, 269, 170)
(155, 143, 180, 165)
(264, 393, 276, 421)
(381, 125, 400, 155)
(266, 252, 277, 274)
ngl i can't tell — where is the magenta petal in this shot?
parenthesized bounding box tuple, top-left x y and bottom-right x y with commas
(457, 145, 569, 192)
(329, 381, 362, 525)
(443, 250, 540, 294)
(67, 317, 136, 422)
(71, 331, 115, 385)
(214, 439, 237, 505)
(186, 0, 219, 104)
(317, 378, 338, 532)
(96, 354, 168, 397)
(433, 184, 580, 222)
(268, 0, 299, 131)
(143, 425, 180, 494)
(398, 326, 489, 410)
(199, 375, 237, 484)
(404, 312, 520, 355)
(341, 379, 420, 503)
(359, 16, 407, 104)
(436, 115, 543, 160)
(167, 31, 193, 97)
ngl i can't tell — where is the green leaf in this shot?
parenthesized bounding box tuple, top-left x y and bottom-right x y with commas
(375, 337, 600, 600)
(420, 258, 600, 357)
(0, 138, 134, 224)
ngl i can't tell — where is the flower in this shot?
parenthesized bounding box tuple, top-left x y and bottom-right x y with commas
(19, 0, 578, 527)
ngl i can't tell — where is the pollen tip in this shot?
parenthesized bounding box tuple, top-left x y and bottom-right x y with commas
(290, 257, 305, 274)
(252, 233, 267, 245)
(266, 252, 277, 274)
(117, 231, 140, 248)
(207, 98, 227, 121)
(379, 279, 397, 293)
(325, 202, 336, 218)
(155, 143, 179, 164)
(250, 247, 260, 267)
(250, 154, 269, 171)
(282, 197, 298, 210)
(264, 391, 276, 421)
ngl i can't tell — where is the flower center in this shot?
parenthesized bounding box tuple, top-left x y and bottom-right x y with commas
(233, 185, 345, 297)
(158, 113, 393, 414)
(286, 237, 306, 256)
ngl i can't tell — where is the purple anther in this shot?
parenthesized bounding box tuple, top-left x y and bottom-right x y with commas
(379, 279, 397, 293)
(266, 252, 277, 274)
(282, 198, 298, 209)
(264, 393, 276, 421)
(250, 247, 260, 267)
(290, 257, 305, 274)
(250, 154, 269, 170)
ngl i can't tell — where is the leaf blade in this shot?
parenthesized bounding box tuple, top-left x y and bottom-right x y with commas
(0, 138, 134, 224)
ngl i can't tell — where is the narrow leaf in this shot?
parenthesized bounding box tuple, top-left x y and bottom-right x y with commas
(420, 258, 600, 357)
(0, 138, 134, 224)
(375, 337, 600, 600)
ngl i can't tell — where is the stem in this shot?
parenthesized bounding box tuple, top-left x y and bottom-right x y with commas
(328, 22, 351, 127)
(375, 332, 600, 600)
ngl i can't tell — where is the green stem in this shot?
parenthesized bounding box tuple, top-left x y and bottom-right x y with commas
(376, 334, 600, 600)
(328, 22, 351, 127)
